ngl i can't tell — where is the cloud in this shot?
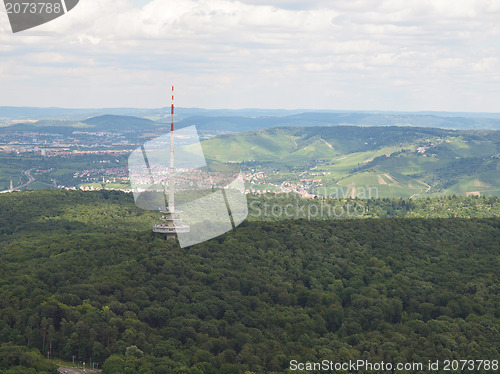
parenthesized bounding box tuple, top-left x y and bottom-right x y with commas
(0, 0, 500, 111)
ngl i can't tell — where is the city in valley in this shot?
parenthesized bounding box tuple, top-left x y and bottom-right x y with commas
(0, 123, 338, 198)
(2, 112, 500, 199)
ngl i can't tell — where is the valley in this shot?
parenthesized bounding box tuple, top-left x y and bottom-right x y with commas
(201, 127, 500, 198)
(1, 112, 500, 199)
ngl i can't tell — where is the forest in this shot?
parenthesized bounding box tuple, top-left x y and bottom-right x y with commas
(0, 190, 499, 373)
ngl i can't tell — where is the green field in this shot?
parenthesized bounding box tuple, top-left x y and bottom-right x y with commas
(201, 131, 299, 162)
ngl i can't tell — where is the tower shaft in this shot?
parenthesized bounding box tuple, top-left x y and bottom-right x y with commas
(152, 85, 190, 239)
(169, 86, 175, 213)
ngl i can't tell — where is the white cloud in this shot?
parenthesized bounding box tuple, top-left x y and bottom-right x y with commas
(0, 0, 500, 111)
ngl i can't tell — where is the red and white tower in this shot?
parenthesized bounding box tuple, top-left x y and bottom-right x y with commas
(153, 86, 190, 239)
(169, 85, 175, 213)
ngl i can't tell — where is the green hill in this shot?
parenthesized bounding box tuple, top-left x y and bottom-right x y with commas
(82, 115, 158, 130)
(0, 114, 161, 133)
(201, 126, 500, 198)
(201, 126, 452, 162)
(174, 111, 500, 132)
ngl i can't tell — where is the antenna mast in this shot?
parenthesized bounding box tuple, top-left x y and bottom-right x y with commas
(152, 85, 189, 239)
(169, 86, 175, 212)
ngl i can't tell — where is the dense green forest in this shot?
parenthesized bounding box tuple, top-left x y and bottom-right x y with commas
(0, 191, 499, 373)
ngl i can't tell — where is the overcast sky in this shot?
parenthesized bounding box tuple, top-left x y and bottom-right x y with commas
(1, 0, 500, 111)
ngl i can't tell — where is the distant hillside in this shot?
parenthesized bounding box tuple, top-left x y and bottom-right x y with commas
(0, 106, 160, 121)
(0, 114, 161, 135)
(82, 115, 157, 130)
(287, 112, 500, 129)
(174, 111, 500, 133)
(4, 106, 500, 131)
(201, 126, 455, 162)
(201, 126, 500, 197)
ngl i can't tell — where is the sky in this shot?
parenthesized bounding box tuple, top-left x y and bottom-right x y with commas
(1, 0, 500, 111)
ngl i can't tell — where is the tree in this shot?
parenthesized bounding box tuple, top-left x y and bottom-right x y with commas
(126, 345, 144, 358)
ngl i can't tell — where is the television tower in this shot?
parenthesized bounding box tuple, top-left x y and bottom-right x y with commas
(152, 86, 190, 239)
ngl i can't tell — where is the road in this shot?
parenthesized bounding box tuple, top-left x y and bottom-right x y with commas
(0, 168, 35, 193)
(16, 168, 36, 190)
(409, 179, 431, 199)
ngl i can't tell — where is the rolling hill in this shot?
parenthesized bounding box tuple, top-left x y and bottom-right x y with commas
(201, 126, 453, 162)
(82, 115, 157, 130)
(176, 111, 500, 133)
(5, 108, 500, 132)
(201, 126, 500, 198)
(2, 108, 500, 199)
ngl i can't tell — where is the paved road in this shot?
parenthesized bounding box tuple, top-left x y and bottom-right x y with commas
(16, 168, 36, 190)
(0, 168, 36, 193)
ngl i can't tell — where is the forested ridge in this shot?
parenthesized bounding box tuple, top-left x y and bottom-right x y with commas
(0, 191, 499, 373)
